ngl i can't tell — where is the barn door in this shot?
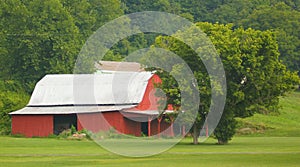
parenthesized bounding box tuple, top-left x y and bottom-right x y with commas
(53, 114, 77, 135)
(141, 122, 148, 136)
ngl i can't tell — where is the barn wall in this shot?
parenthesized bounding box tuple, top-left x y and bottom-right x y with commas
(11, 115, 53, 137)
(124, 118, 141, 136)
(135, 74, 162, 111)
(77, 112, 144, 136)
(77, 111, 127, 134)
(77, 112, 110, 133)
(103, 111, 125, 133)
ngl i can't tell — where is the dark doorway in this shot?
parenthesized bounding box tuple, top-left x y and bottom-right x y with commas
(141, 122, 148, 136)
(53, 114, 77, 135)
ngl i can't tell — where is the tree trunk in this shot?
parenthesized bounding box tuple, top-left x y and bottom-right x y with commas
(192, 125, 199, 145)
(182, 125, 186, 137)
(170, 116, 175, 137)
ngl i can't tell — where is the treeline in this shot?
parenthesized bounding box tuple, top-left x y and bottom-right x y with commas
(122, 0, 300, 73)
(1, 0, 300, 84)
(0, 0, 299, 138)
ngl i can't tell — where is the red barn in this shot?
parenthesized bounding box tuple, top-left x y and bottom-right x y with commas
(10, 71, 174, 137)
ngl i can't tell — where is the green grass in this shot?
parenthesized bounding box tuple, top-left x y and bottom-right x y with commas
(0, 136, 299, 166)
(237, 91, 300, 136)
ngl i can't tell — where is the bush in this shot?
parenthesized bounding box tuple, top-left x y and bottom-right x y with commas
(71, 125, 77, 135)
(57, 128, 92, 140)
(91, 128, 134, 140)
(0, 80, 29, 135)
(78, 129, 92, 140)
(58, 129, 72, 139)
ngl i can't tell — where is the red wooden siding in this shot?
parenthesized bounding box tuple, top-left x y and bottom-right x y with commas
(123, 117, 141, 136)
(77, 111, 141, 135)
(11, 115, 53, 137)
(77, 112, 110, 133)
(103, 111, 125, 133)
(135, 74, 162, 111)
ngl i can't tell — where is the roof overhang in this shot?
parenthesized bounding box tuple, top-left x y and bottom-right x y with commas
(120, 110, 174, 118)
(9, 105, 136, 115)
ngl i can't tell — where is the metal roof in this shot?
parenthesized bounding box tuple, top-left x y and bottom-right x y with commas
(28, 72, 153, 106)
(121, 110, 160, 116)
(10, 105, 135, 115)
(96, 61, 144, 72)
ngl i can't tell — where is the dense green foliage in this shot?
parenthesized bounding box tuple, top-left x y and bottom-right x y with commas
(0, 0, 124, 85)
(154, 23, 299, 143)
(0, 0, 299, 142)
(0, 81, 29, 135)
(122, 0, 300, 72)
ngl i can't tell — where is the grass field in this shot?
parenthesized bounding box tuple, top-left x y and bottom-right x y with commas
(237, 91, 300, 136)
(0, 91, 299, 166)
(0, 136, 299, 166)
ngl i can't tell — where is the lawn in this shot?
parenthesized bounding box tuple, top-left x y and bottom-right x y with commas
(237, 91, 300, 136)
(0, 136, 299, 166)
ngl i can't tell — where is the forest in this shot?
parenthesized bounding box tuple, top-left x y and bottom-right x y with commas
(0, 0, 299, 143)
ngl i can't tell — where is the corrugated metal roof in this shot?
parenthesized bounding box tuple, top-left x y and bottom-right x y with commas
(10, 105, 136, 115)
(28, 72, 153, 106)
(96, 61, 144, 72)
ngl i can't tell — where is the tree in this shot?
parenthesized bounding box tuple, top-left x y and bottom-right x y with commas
(122, 0, 181, 14)
(0, 0, 29, 81)
(0, 0, 81, 90)
(60, 0, 96, 39)
(154, 22, 299, 144)
(238, 2, 300, 73)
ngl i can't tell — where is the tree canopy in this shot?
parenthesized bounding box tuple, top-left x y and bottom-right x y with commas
(153, 22, 299, 143)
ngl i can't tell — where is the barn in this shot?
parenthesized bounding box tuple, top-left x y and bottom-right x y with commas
(10, 71, 174, 137)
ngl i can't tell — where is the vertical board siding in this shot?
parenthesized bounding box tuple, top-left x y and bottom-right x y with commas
(135, 74, 162, 111)
(11, 115, 53, 137)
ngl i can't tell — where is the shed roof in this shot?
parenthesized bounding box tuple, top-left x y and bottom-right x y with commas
(27, 72, 153, 106)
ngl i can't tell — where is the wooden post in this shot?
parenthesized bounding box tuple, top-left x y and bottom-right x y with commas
(206, 124, 208, 137)
(157, 117, 162, 138)
(148, 116, 151, 137)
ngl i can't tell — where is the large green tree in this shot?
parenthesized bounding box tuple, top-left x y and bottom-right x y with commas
(238, 2, 300, 73)
(0, 0, 81, 89)
(154, 22, 299, 144)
